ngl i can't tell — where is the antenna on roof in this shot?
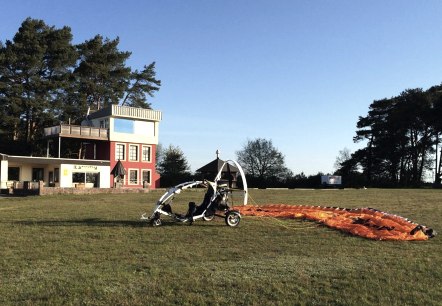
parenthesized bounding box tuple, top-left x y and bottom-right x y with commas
(216, 149, 220, 159)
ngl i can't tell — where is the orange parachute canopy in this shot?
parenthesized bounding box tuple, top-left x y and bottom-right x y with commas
(236, 204, 436, 241)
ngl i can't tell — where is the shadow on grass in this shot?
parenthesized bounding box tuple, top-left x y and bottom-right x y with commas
(14, 219, 148, 227)
(0, 194, 32, 198)
(13, 218, 218, 228)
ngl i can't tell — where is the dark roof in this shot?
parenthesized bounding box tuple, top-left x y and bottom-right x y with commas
(196, 158, 239, 173)
(87, 105, 113, 120)
(111, 160, 126, 176)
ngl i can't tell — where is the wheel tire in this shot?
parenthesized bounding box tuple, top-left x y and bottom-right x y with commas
(225, 211, 241, 227)
(151, 218, 162, 227)
(203, 214, 215, 221)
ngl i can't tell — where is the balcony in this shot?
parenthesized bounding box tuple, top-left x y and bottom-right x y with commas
(88, 104, 162, 122)
(44, 125, 109, 140)
(112, 105, 162, 121)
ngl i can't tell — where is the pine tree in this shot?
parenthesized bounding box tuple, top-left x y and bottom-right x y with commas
(74, 35, 131, 111)
(0, 18, 77, 154)
(157, 145, 192, 187)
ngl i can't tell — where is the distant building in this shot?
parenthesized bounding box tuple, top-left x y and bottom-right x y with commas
(321, 175, 342, 187)
(0, 105, 162, 189)
(196, 151, 239, 188)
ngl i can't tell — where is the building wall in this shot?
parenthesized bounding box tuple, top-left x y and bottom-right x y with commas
(2, 161, 110, 189)
(6, 162, 47, 182)
(110, 141, 159, 188)
(60, 164, 110, 188)
(0, 160, 8, 188)
(86, 105, 161, 189)
(89, 116, 160, 145)
(109, 117, 159, 144)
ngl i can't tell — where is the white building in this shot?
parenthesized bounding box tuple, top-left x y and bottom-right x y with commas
(0, 105, 162, 190)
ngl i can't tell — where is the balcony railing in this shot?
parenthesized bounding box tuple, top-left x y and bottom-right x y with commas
(111, 105, 162, 121)
(44, 125, 109, 140)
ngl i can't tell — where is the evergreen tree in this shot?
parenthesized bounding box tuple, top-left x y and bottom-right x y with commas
(121, 62, 161, 109)
(157, 145, 192, 187)
(0, 18, 77, 154)
(427, 85, 442, 186)
(74, 35, 131, 112)
(351, 88, 436, 186)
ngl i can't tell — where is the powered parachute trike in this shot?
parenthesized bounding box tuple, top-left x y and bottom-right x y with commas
(141, 159, 248, 227)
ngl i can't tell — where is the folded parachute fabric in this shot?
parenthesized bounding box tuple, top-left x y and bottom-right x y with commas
(236, 204, 436, 241)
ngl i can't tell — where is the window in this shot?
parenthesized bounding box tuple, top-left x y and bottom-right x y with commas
(142, 145, 151, 162)
(129, 145, 139, 161)
(114, 118, 134, 133)
(8, 167, 20, 181)
(54, 168, 60, 183)
(100, 119, 109, 129)
(129, 169, 138, 185)
(72, 172, 85, 183)
(116, 143, 125, 160)
(32, 168, 44, 181)
(142, 169, 151, 184)
(86, 173, 99, 187)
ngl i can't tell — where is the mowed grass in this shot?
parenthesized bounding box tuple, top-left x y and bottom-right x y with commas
(0, 189, 441, 305)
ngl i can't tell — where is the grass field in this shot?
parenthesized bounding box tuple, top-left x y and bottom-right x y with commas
(0, 189, 441, 305)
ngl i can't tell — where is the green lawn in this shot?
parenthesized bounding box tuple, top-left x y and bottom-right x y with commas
(0, 189, 441, 305)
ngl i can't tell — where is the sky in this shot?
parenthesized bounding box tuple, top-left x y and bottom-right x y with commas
(2, 0, 442, 175)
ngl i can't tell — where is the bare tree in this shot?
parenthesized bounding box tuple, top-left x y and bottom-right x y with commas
(334, 148, 352, 171)
(236, 138, 291, 181)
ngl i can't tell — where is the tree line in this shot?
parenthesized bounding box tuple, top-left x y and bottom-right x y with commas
(0, 18, 161, 156)
(335, 87, 442, 188)
(160, 85, 442, 188)
(4, 19, 441, 188)
(157, 139, 328, 188)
